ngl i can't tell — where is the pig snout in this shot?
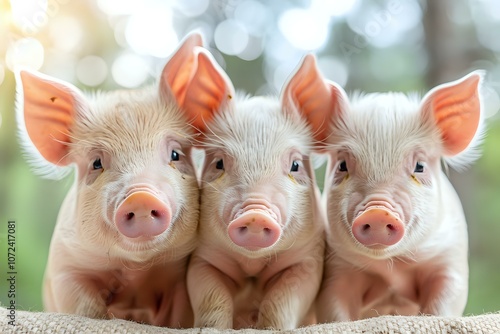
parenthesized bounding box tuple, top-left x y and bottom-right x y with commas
(227, 203, 282, 251)
(352, 208, 404, 248)
(115, 191, 171, 238)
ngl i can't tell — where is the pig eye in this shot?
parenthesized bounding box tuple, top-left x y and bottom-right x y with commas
(290, 161, 299, 172)
(338, 160, 348, 172)
(171, 150, 180, 161)
(414, 162, 424, 173)
(92, 158, 103, 170)
(216, 159, 224, 170)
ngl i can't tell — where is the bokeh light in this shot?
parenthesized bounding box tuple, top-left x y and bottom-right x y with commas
(125, 3, 178, 58)
(278, 8, 330, 51)
(76, 55, 108, 87)
(233, 1, 271, 37)
(97, 0, 139, 16)
(6, 37, 44, 71)
(48, 16, 84, 52)
(317, 56, 349, 87)
(42, 51, 78, 83)
(311, 0, 358, 17)
(111, 52, 150, 88)
(175, 0, 210, 17)
(237, 35, 263, 61)
(214, 19, 249, 56)
(112, 17, 129, 48)
(10, 0, 48, 34)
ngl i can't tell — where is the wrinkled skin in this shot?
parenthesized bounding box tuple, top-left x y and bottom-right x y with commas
(16, 34, 206, 327)
(184, 53, 327, 330)
(316, 72, 484, 322)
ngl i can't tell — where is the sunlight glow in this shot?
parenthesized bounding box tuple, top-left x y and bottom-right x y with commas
(76, 56, 108, 87)
(97, 0, 139, 16)
(234, 0, 271, 37)
(278, 9, 329, 51)
(125, 5, 178, 58)
(112, 53, 150, 88)
(6, 37, 44, 71)
(311, 0, 358, 17)
(10, 0, 48, 33)
(214, 19, 249, 56)
(175, 0, 209, 17)
(49, 16, 83, 52)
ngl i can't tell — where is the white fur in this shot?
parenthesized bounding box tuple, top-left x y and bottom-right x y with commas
(316, 72, 482, 322)
(189, 93, 325, 329)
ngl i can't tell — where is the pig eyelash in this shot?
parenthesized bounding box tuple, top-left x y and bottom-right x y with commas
(199, 178, 225, 195)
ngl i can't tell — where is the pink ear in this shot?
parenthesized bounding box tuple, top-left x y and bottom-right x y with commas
(159, 33, 233, 132)
(182, 48, 235, 131)
(282, 54, 348, 143)
(159, 32, 203, 106)
(17, 70, 85, 166)
(421, 71, 483, 156)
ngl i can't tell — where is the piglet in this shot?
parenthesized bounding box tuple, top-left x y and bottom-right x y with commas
(314, 70, 484, 321)
(184, 52, 327, 329)
(15, 33, 204, 327)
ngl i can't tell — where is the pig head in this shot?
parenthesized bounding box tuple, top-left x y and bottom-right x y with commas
(315, 70, 484, 321)
(15, 33, 205, 327)
(183, 51, 327, 329)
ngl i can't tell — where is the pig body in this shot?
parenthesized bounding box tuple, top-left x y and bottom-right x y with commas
(38, 88, 199, 326)
(189, 95, 324, 329)
(15, 34, 207, 327)
(315, 73, 484, 322)
(182, 53, 328, 330)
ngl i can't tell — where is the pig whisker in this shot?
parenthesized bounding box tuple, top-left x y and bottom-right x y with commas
(386, 258, 395, 272)
(197, 123, 237, 152)
(395, 251, 417, 264)
(120, 257, 154, 272)
(199, 179, 224, 195)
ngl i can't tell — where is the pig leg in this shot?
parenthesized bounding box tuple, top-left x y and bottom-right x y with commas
(257, 255, 323, 329)
(50, 274, 109, 318)
(316, 265, 364, 322)
(419, 269, 467, 316)
(187, 256, 234, 328)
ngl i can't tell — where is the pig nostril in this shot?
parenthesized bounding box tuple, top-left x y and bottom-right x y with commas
(151, 210, 160, 218)
(238, 226, 248, 233)
(387, 224, 394, 231)
(263, 227, 271, 234)
(126, 212, 134, 220)
(362, 224, 370, 231)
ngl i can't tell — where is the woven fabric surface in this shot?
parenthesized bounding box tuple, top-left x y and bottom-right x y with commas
(1, 308, 500, 334)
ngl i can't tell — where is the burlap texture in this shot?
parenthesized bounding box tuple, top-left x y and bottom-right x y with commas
(2, 308, 500, 334)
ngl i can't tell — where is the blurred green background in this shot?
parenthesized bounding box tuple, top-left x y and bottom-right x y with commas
(0, 0, 499, 316)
